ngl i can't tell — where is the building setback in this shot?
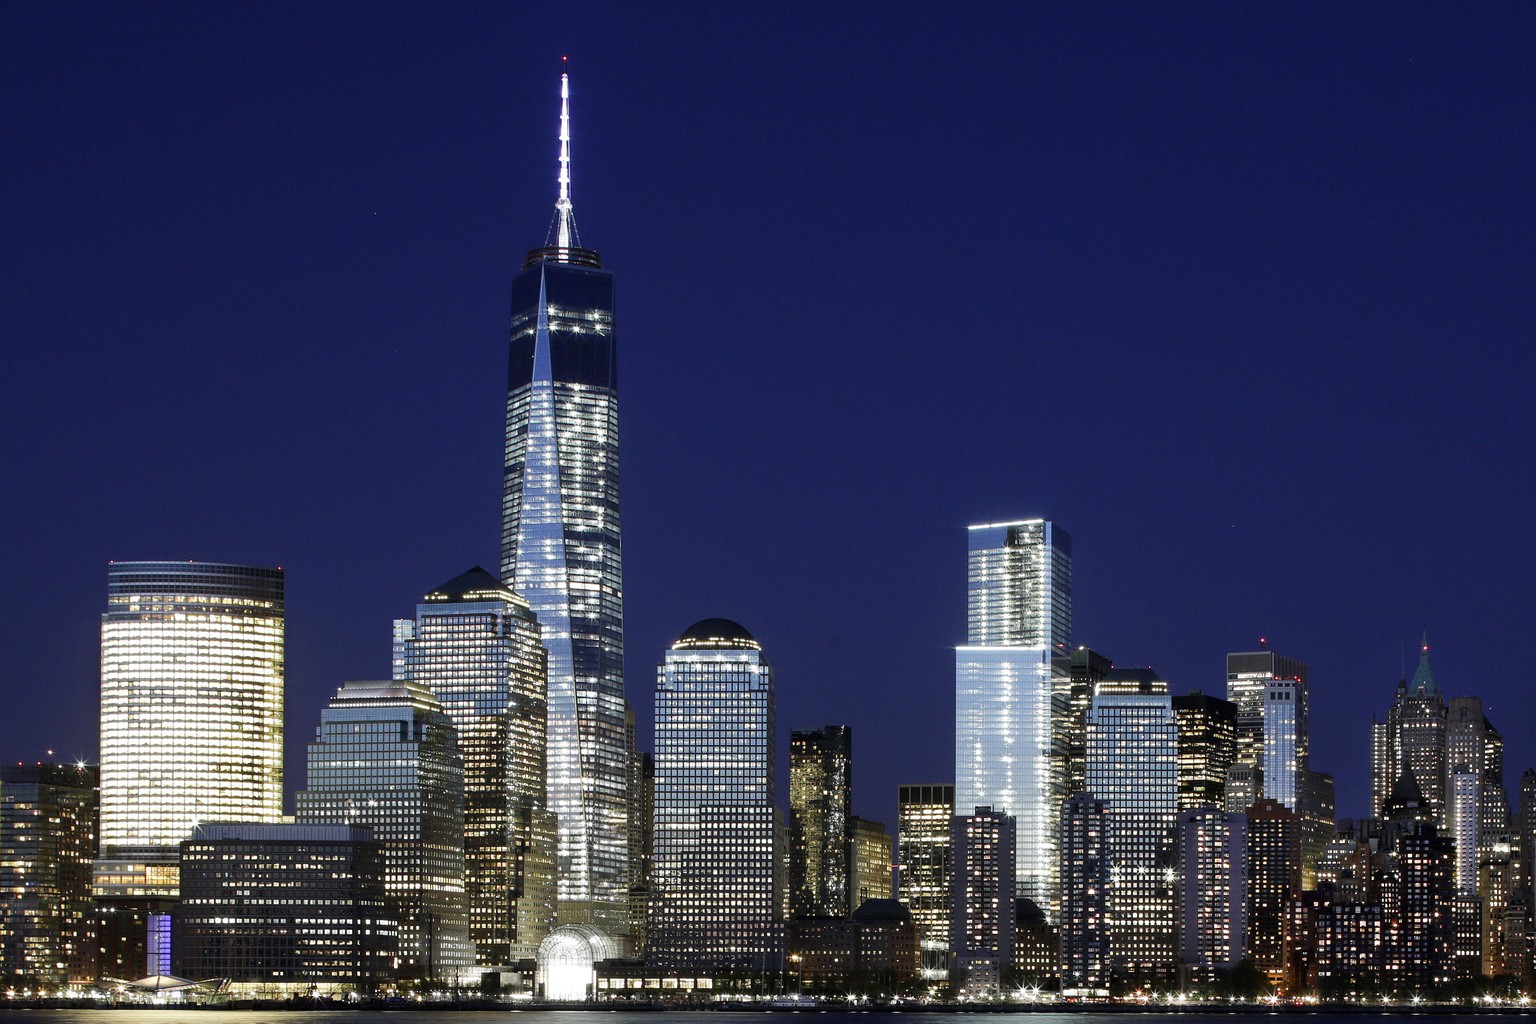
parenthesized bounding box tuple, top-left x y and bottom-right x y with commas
(296, 680, 471, 981)
(394, 567, 556, 964)
(956, 519, 1071, 917)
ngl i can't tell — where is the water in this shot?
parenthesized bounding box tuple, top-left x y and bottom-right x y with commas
(0, 1011, 1526, 1024)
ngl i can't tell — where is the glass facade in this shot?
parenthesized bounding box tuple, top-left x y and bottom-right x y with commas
(97, 561, 285, 900)
(0, 763, 99, 984)
(1226, 649, 1309, 805)
(295, 679, 471, 980)
(1173, 691, 1237, 812)
(956, 520, 1070, 919)
(1261, 679, 1301, 810)
(502, 236, 627, 922)
(896, 783, 953, 976)
(1086, 673, 1178, 982)
(394, 567, 556, 964)
(788, 725, 852, 917)
(851, 816, 893, 904)
(649, 620, 781, 971)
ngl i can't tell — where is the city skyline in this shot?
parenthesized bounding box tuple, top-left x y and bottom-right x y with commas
(3, 5, 1535, 829)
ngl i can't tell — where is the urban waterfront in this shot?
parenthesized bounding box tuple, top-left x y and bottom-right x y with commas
(0, 1012, 1535, 1024)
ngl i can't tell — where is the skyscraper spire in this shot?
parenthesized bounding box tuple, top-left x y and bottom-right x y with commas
(553, 59, 578, 251)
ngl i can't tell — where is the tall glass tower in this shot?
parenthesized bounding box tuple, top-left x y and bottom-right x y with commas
(649, 619, 781, 971)
(501, 69, 626, 924)
(955, 519, 1070, 918)
(394, 567, 557, 963)
(96, 561, 285, 893)
(296, 679, 472, 980)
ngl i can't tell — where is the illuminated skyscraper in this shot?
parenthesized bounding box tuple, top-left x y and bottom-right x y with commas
(1371, 636, 1447, 823)
(296, 680, 471, 980)
(950, 806, 1015, 998)
(1244, 799, 1300, 984)
(0, 763, 98, 984)
(852, 816, 894, 904)
(789, 725, 852, 917)
(649, 620, 781, 970)
(1058, 794, 1110, 996)
(501, 69, 626, 925)
(95, 561, 285, 926)
(1176, 807, 1247, 973)
(1086, 669, 1178, 986)
(1226, 647, 1308, 808)
(394, 567, 557, 963)
(896, 783, 954, 976)
(956, 519, 1070, 916)
(1172, 691, 1237, 812)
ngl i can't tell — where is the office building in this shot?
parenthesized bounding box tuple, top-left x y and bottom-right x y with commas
(394, 567, 556, 964)
(1176, 807, 1247, 974)
(1371, 636, 1447, 824)
(852, 817, 893, 904)
(1058, 794, 1110, 996)
(896, 783, 953, 976)
(1226, 647, 1308, 779)
(950, 806, 1015, 998)
(0, 763, 98, 985)
(1086, 669, 1179, 986)
(789, 726, 852, 918)
(956, 519, 1070, 915)
(649, 620, 781, 971)
(1261, 679, 1302, 810)
(173, 823, 393, 994)
(1173, 691, 1237, 812)
(1223, 764, 1262, 815)
(296, 679, 471, 980)
(1064, 648, 1112, 798)
(501, 69, 627, 927)
(1297, 769, 1336, 889)
(95, 561, 286, 973)
(1244, 799, 1300, 985)
(1447, 696, 1510, 853)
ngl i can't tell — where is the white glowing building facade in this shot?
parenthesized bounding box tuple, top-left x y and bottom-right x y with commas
(501, 71, 628, 928)
(955, 519, 1070, 917)
(96, 561, 285, 898)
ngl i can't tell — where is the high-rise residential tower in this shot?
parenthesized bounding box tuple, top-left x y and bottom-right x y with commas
(950, 806, 1016, 998)
(1176, 807, 1247, 974)
(956, 519, 1070, 916)
(649, 620, 781, 971)
(1058, 794, 1110, 997)
(394, 567, 557, 964)
(897, 783, 954, 976)
(789, 725, 853, 918)
(501, 69, 626, 926)
(296, 680, 472, 980)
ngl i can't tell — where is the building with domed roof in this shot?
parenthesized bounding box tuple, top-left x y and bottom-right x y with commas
(648, 620, 783, 971)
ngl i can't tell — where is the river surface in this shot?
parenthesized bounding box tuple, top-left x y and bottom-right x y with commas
(0, 1011, 1529, 1024)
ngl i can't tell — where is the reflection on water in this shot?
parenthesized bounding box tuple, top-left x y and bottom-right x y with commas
(0, 1011, 1518, 1024)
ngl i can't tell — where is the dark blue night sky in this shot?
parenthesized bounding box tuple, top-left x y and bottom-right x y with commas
(3, 4, 1533, 828)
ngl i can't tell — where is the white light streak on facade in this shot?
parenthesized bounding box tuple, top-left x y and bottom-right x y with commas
(502, 71, 626, 922)
(955, 519, 1070, 918)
